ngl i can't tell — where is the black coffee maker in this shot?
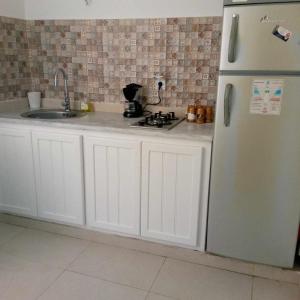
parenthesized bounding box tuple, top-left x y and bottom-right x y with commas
(123, 83, 143, 118)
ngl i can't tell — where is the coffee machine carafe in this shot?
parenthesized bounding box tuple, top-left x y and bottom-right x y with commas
(123, 83, 143, 118)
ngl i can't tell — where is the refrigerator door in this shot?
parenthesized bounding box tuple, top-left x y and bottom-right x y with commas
(221, 3, 300, 71)
(207, 75, 300, 268)
(224, 0, 300, 5)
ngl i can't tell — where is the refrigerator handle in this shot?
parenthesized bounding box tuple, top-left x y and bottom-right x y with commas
(228, 14, 239, 63)
(224, 84, 233, 127)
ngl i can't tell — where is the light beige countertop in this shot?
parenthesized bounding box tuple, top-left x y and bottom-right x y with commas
(0, 109, 214, 142)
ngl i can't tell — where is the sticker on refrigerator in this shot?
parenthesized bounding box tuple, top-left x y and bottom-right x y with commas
(250, 80, 284, 115)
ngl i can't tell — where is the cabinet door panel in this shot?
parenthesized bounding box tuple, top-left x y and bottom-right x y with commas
(0, 128, 36, 216)
(32, 131, 84, 225)
(85, 136, 141, 235)
(142, 142, 211, 248)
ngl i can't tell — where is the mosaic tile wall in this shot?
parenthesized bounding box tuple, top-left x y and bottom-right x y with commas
(0, 17, 31, 100)
(1, 16, 222, 107)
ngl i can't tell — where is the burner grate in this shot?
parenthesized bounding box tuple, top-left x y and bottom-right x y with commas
(130, 112, 185, 130)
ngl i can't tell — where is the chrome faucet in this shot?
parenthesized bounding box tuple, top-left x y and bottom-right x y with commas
(54, 68, 71, 112)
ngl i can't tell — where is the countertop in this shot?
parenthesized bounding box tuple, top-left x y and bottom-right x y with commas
(0, 110, 214, 142)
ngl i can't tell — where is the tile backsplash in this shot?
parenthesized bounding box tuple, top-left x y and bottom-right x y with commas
(0, 17, 31, 100)
(0, 16, 222, 107)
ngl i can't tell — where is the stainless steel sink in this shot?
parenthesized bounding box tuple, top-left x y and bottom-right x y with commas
(21, 110, 86, 120)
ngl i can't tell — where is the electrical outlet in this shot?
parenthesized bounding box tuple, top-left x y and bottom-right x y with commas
(156, 78, 166, 91)
(154, 74, 166, 91)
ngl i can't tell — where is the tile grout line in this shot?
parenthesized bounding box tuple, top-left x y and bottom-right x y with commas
(0, 217, 299, 286)
(34, 241, 94, 300)
(0, 218, 172, 260)
(250, 275, 255, 300)
(0, 218, 166, 257)
(0, 220, 292, 280)
(64, 240, 92, 270)
(146, 256, 167, 298)
(66, 269, 150, 294)
(0, 220, 298, 299)
(0, 220, 295, 284)
(34, 269, 66, 300)
(147, 292, 178, 300)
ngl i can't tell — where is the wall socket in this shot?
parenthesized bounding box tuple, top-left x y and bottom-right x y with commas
(154, 74, 166, 91)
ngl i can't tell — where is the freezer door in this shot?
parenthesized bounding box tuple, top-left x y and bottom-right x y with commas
(207, 75, 300, 268)
(221, 3, 300, 71)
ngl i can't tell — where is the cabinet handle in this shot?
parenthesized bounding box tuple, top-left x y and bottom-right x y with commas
(224, 84, 233, 127)
(228, 14, 239, 63)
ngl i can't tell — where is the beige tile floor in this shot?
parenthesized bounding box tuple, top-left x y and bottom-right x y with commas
(0, 222, 299, 300)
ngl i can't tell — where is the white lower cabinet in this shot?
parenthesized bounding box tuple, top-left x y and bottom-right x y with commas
(0, 128, 37, 217)
(141, 141, 211, 249)
(32, 130, 85, 225)
(84, 136, 141, 235)
(0, 123, 212, 250)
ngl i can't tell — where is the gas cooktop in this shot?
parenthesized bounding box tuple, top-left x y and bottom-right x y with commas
(130, 112, 185, 130)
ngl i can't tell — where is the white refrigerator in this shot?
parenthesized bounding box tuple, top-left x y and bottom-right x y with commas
(207, 0, 300, 268)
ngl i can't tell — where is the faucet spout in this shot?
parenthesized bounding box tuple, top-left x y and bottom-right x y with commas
(54, 68, 71, 112)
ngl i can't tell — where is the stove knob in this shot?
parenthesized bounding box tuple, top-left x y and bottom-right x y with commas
(161, 116, 167, 123)
(156, 119, 163, 128)
(169, 112, 176, 119)
(155, 111, 162, 118)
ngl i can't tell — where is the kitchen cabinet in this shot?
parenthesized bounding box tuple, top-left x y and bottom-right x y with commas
(84, 135, 141, 235)
(141, 141, 211, 249)
(32, 130, 85, 225)
(0, 127, 37, 217)
(0, 121, 212, 251)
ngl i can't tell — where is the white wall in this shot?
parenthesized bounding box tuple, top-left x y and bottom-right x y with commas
(24, 0, 223, 20)
(0, 0, 25, 18)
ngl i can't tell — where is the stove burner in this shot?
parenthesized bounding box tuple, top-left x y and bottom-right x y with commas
(130, 111, 184, 130)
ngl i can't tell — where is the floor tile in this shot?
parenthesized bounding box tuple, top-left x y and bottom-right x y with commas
(38, 271, 147, 300)
(146, 293, 176, 300)
(0, 223, 24, 246)
(68, 242, 164, 290)
(0, 251, 62, 300)
(2, 214, 299, 286)
(1, 229, 89, 268)
(151, 258, 252, 300)
(252, 278, 300, 300)
(254, 264, 300, 284)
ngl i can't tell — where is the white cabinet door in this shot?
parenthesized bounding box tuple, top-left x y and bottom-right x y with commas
(141, 142, 211, 248)
(0, 128, 37, 217)
(32, 131, 84, 225)
(84, 136, 141, 235)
